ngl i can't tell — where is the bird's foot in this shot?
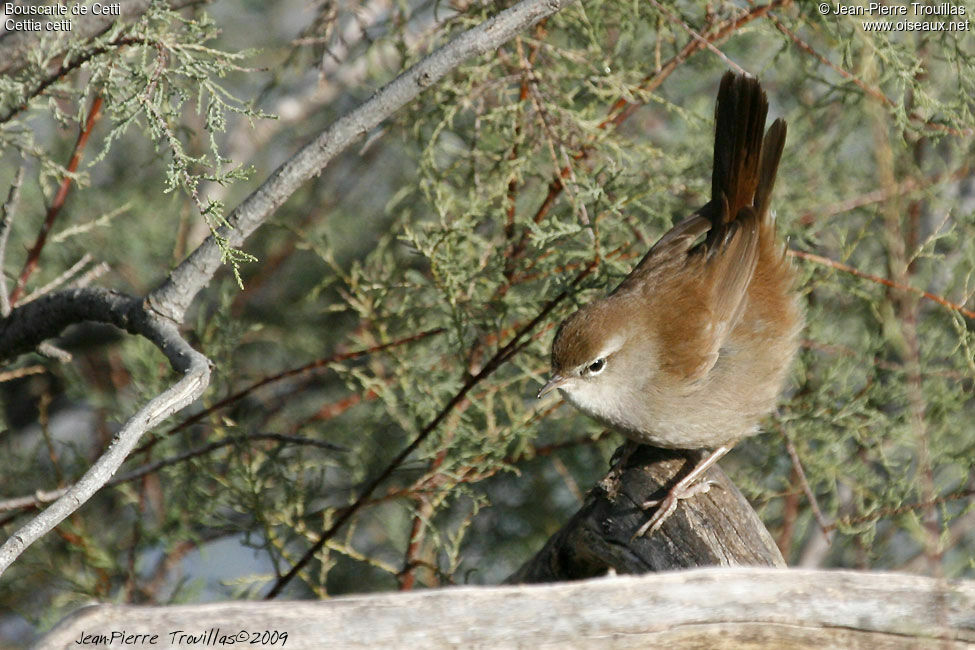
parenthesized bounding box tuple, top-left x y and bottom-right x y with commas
(631, 478, 718, 540)
(629, 445, 732, 540)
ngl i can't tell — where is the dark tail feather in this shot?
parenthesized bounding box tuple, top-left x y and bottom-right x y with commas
(754, 118, 787, 220)
(706, 72, 770, 248)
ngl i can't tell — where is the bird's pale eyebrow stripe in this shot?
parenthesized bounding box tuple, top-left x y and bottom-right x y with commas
(595, 336, 626, 361)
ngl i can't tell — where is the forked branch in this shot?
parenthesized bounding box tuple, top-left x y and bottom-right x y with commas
(0, 0, 577, 577)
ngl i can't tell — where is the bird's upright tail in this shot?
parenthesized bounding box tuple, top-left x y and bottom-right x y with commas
(706, 72, 786, 249)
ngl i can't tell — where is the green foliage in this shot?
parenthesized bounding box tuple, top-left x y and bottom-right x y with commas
(0, 0, 264, 287)
(1, 0, 974, 642)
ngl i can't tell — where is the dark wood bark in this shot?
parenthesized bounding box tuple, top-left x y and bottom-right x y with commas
(506, 444, 784, 584)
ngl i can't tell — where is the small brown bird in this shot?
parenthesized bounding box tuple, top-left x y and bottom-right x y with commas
(538, 72, 803, 536)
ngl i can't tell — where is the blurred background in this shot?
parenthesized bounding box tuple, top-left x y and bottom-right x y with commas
(1, 0, 973, 645)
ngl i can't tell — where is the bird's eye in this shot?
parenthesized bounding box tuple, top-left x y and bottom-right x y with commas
(586, 358, 606, 375)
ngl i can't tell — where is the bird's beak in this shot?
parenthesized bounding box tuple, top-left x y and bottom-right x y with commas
(537, 375, 568, 399)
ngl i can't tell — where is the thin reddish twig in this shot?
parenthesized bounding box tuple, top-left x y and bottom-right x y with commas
(784, 434, 831, 538)
(646, 0, 746, 76)
(505, 429, 611, 464)
(503, 24, 546, 247)
(399, 446, 448, 591)
(789, 249, 975, 319)
(797, 163, 971, 226)
(825, 488, 975, 533)
(10, 95, 104, 305)
(776, 470, 800, 557)
(0, 432, 346, 514)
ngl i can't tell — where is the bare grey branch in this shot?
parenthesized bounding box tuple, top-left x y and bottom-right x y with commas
(0, 165, 25, 317)
(0, 297, 210, 574)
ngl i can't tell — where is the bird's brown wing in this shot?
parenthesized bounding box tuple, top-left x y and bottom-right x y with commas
(650, 204, 760, 384)
(612, 212, 711, 295)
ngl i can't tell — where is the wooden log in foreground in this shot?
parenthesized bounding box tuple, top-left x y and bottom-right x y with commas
(38, 568, 975, 649)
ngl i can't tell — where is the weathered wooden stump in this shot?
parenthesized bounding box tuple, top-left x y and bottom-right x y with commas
(507, 444, 783, 583)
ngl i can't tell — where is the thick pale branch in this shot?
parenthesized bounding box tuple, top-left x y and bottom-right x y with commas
(0, 290, 210, 574)
(36, 568, 975, 649)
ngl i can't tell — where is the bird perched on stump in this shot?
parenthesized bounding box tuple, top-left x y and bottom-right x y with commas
(538, 71, 803, 537)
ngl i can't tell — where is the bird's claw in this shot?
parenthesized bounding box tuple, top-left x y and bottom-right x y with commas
(631, 478, 719, 540)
